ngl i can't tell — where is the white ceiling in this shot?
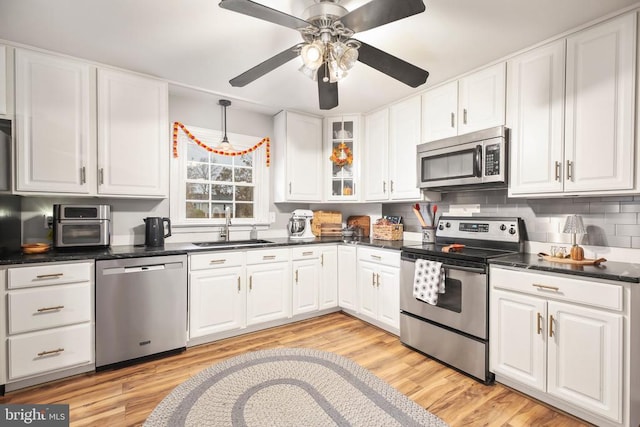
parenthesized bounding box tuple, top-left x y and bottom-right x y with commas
(1, 0, 639, 116)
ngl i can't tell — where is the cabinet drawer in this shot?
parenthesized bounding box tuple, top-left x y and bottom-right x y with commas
(8, 262, 93, 289)
(490, 267, 623, 311)
(246, 248, 289, 264)
(8, 323, 93, 380)
(357, 247, 400, 267)
(8, 283, 92, 334)
(190, 251, 244, 270)
(291, 246, 321, 260)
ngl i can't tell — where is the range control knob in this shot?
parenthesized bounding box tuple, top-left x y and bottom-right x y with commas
(445, 222, 451, 228)
(438, 224, 444, 230)
(499, 224, 507, 231)
(509, 227, 517, 235)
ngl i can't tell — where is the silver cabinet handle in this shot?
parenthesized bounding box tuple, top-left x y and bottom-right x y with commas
(249, 276, 253, 291)
(450, 112, 455, 128)
(37, 348, 64, 357)
(555, 161, 561, 182)
(390, 180, 394, 193)
(295, 270, 299, 283)
(209, 259, 226, 264)
(463, 108, 468, 125)
(371, 272, 376, 286)
(302, 251, 313, 256)
(37, 305, 64, 313)
(376, 273, 380, 287)
(99, 168, 104, 185)
(263, 255, 276, 260)
(533, 283, 560, 292)
(383, 181, 387, 194)
(289, 182, 292, 194)
(237, 276, 241, 292)
(549, 314, 555, 338)
(321, 254, 324, 266)
(371, 255, 382, 261)
(566, 160, 573, 181)
(36, 273, 63, 279)
(80, 166, 86, 184)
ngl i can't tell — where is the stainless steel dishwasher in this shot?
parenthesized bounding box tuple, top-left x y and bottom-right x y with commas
(95, 254, 187, 368)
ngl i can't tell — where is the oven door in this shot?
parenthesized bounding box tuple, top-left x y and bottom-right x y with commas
(54, 220, 110, 248)
(400, 258, 487, 339)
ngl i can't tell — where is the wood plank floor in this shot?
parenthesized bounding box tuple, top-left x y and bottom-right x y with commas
(0, 312, 591, 426)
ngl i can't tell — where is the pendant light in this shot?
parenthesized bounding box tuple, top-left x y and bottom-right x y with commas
(218, 99, 233, 151)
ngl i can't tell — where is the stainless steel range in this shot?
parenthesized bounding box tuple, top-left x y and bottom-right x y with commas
(400, 216, 525, 383)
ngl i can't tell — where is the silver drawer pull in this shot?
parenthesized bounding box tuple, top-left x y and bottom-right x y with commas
(302, 251, 313, 256)
(370, 255, 382, 260)
(36, 273, 64, 279)
(263, 255, 276, 260)
(37, 348, 64, 357)
(533, 283, 560, 292)
(37, 305, 64, 313)
(209, 259, 226, 264)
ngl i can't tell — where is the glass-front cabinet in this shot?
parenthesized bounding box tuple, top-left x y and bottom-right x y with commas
(325, 115, 360, 201)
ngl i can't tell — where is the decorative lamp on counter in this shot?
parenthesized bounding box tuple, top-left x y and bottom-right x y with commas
(563, 214, 586, 260)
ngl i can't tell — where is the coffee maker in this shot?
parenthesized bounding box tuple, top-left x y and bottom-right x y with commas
(288, 209, 315, 239)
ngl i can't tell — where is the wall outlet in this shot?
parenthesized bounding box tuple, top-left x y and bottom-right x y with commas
(43, 215, 53, 229)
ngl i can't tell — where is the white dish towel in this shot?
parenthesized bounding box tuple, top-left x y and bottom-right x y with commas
(413, 259, 446, 305)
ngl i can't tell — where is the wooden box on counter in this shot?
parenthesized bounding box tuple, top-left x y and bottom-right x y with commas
(372, 224, 403, 240)
(312, 211, 342, 236)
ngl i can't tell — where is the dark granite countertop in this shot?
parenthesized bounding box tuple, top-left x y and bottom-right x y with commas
(489, 253, 640, 284)
(0, 236, 416, 266)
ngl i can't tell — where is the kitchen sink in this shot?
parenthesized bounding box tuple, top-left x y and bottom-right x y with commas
(192, 239, 274, 248)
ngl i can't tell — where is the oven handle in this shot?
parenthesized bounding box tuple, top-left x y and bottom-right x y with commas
(402, 258, 485, 275)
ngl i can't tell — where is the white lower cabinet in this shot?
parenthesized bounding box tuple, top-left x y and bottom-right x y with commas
(490, 266, 629, 426)
(319, 245, 338, 310)
(356, 247, 400, 333)
(4, 261, 94, 387)
(338, 245, 358, 311)
(291, 249, 320, 316)
(246, 249, 290, 325)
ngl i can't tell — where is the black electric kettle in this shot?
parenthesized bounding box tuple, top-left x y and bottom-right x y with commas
(144, 217, 171, 247)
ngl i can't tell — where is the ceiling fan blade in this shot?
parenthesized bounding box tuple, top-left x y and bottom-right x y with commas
(229, 44, 301, 87)
(317, 67, 338, 110)
(219, 0, 313, 31)
(339, 0, 425, 33)
(355, 40, 428, 88)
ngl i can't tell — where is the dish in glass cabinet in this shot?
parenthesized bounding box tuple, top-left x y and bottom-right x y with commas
(22, 243, 51, 254)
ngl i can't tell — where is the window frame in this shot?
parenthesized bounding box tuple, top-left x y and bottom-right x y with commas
(170, 124, 269, 227)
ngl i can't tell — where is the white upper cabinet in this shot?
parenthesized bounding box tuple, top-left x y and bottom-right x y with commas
(509, 13, 636, 197)
(389, 96, 422, 200)
(422, 62, 506, 143)
(273, 110, 323, 202)
(15, 49, 95, 194)
(97, 68, 169, 197)
(564, 13, 636, 193)
(362, 108, 389, 201)
(507, 40, 566, 195)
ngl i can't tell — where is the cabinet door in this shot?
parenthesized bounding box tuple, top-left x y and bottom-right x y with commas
(274, 111, 322, 202)
(421, 81, 458, 142)
(15, 49, 94, 194)
(458, 62, 506, 135)
(246, 262, 290, 325)
(377, 265, 399, 330)
(547, 301, 622, 422)
(338, 245, 358, 311)
(319, 246, 338, 310)
(189, 267, 245, 338)
(326, 116, 359, 201)
(389, 96, 421, 200)
(507, 40, 565, 196)
(362, 109, 389, 201)
(292, 258, 319, 315)
(357, 261, 378, 320)
(97, 68, 169, 197)
(0, 45, 6, 116)
(564, 13, 636, 193)
(490, 289, 546, 392)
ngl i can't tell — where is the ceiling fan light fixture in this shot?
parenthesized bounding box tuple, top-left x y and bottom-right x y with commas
(298, 63, 318, 81)
(301, 40, 324, 70)
(327, 59, 348, 83)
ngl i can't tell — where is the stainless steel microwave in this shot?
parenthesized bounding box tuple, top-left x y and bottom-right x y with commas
(53, 204, 111, 248)
(417, 126, 508, 191)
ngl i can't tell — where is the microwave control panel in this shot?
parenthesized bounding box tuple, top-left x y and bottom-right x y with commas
(484, 143, 501, 176)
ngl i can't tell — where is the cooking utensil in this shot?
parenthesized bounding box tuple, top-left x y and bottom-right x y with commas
(432, 204, 438, 226)
(412, 203, 427, 227)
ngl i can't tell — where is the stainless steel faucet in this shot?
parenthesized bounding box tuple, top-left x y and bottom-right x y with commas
(221, 206, 232, 241)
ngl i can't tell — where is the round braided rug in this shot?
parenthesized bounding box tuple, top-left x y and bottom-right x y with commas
(144, 347, 448, 427)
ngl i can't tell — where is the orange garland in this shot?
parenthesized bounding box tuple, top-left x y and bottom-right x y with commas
(172, 122, 270, 167)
